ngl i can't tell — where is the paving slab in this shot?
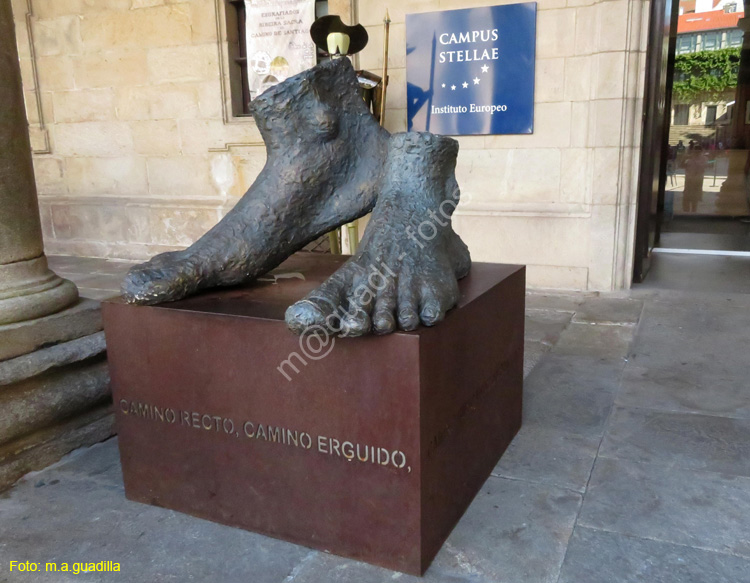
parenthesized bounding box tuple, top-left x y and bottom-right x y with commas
(524, 309, 574, 345)
(616, 362, 750, 418)
(288, 552, 470, 583)
(600, 406, 750, 477)
(522, 354, 623, 437)
(578, 458, 750, 557)
(494, 350, 625, 493)
(493, 424, 598, 493)
(41, 434, 123, 486)
(48, 256, 134, 300)
(551, 322, 636, 360)
(636, 295, 750, 338)
(630, 288, 750, 310)
(523, 340, 550, 378)
(79, 289, 120, 301)
(87, 260, 136, 277)
(633, 254, 750, 295)
(559, 526, 750, 583)
(66, 274, 126, 291)
(617, 297, 750, 417)
(524, 292, 587, 313)
(570, 297, 644, 326)
(47, 256, 112, 273)
(426, 476, 582, 583)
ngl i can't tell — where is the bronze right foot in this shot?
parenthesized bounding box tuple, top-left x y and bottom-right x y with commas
(285, 132, 471, 336)
(122, 58, 389, 305)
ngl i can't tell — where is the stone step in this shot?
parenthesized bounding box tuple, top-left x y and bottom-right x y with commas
(0, 358, 110, 446)
(0, 299, 102, 361)
(0, 404, 114, 492)
(0, 331, 106, 386)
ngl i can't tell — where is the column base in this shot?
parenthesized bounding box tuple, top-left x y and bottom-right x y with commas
(0, 256, 79, 326)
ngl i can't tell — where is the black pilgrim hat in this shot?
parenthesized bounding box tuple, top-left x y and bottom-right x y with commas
(310, 15, 369, 56)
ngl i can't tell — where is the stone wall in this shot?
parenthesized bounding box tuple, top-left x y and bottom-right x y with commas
(12, 0, 266, 261)
(13, 0, 649, 290)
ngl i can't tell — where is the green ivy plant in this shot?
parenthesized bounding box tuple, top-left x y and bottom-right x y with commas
(672, 47, 741, 102)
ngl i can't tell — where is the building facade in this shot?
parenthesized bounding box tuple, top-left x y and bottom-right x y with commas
(11, 0, 649, 291)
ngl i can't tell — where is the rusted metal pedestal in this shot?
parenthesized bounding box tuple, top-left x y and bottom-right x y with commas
(103, 253, 525, 576)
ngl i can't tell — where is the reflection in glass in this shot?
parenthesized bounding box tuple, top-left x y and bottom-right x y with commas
(664, 0, 750, 252)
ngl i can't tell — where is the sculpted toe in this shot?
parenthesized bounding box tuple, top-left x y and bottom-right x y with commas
(372, 311, 396, 335)
(121, 269, 167, 304)
(340, 312, 371, 337)
(419, 303, 444, 327)
(285, 301, 328, 334)
(283, 129, 471, 337)
(398, 309, 420, 331)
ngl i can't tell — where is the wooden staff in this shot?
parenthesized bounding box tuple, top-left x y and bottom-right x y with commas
(347, 9, 391, 254)
(379, 9, 391, 127)
(344, 10, 391, 254)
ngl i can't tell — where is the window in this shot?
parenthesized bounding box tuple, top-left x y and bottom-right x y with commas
(724, 2, 737, 13)
(226, 0, 250, 116)
(702, 32, 718, 51)
(226, 0, 329, 116)
(674, 104, 690, 125)
(706, 105, 717, 125)
(677, 34, 696, 54)
(729, 29, 744, 47)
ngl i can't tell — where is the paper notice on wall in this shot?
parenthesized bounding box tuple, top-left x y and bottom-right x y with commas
(244, 0, 317, 100)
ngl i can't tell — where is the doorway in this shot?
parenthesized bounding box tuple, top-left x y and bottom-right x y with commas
(635, 0, 750, 293)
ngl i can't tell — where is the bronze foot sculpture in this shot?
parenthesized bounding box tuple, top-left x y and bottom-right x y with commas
(285, 132, 470, 336)
(122, 58, 388, 305)
(122, 58, 471, 336)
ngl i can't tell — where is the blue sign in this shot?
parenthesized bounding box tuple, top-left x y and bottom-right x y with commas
(406, 3, 536, 136)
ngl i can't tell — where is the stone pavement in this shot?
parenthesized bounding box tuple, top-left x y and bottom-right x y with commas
(46, 257, 136, 302)
(2, 258, 749, 582)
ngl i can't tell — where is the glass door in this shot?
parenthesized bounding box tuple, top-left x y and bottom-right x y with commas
(662, 0, 750, 253)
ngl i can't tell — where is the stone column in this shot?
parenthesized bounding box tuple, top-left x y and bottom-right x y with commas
(0, 1, 77, 325)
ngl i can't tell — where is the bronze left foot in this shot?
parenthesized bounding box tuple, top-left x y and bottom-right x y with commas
(121, 58, 388, 305)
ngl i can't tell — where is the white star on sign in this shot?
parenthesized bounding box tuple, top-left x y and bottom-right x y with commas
(451, 85, 456, 90)
(441, 83, 445, 88)
(473, 77, 480, 85)
(462, 81, 468, 88)
(481, 64, 489, 73)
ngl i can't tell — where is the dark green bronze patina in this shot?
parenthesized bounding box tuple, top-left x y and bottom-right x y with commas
(122, 58, 470, 336)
